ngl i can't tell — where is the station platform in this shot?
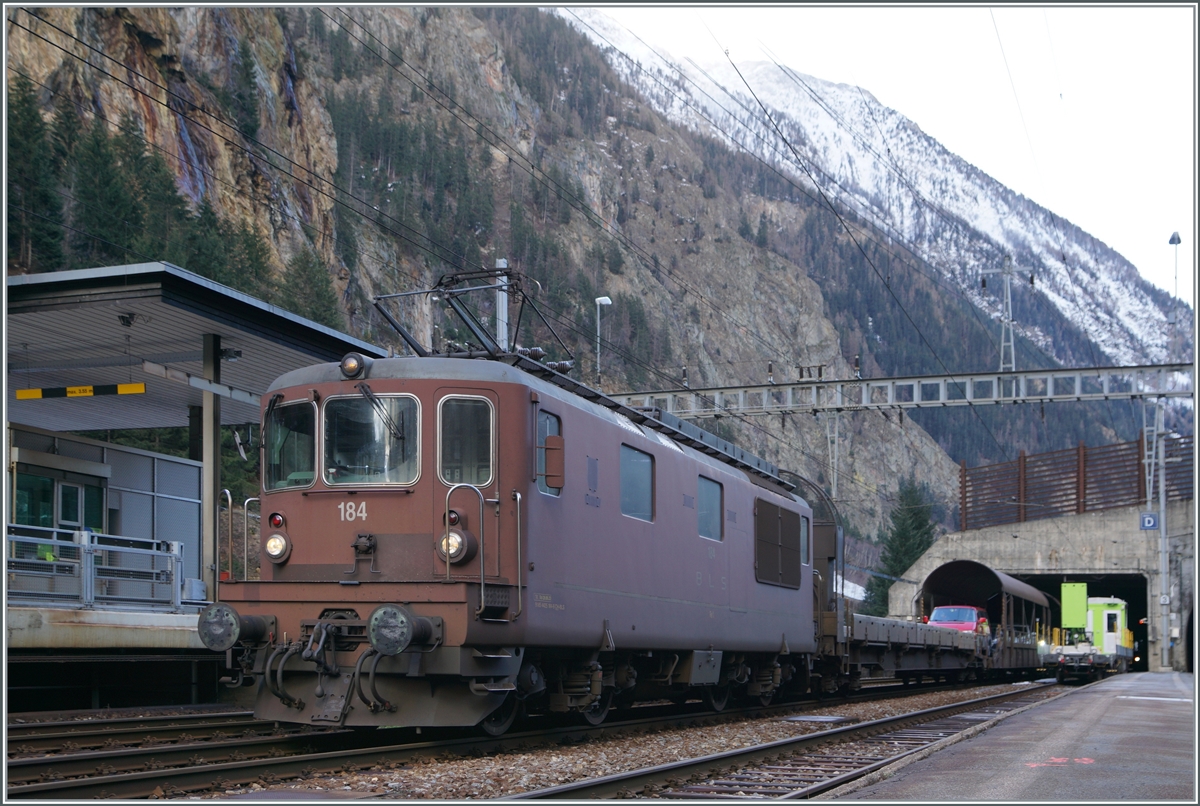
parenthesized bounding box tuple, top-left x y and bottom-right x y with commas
(835, 672, 1195, 801)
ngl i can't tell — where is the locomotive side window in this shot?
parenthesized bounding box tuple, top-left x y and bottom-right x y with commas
(754, 498, 801, 589)
(619, 444, 654, 521)
(323, 395, 419, 485)
(265, 401, 316, 490)
(439, 396, 494, 486)
(698, 476, 723, 540)
(537, 411, 563, 496)
(801, 515, 810, 565)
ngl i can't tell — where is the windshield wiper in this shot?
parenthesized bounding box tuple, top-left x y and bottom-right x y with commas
(355, 382, 404, 444)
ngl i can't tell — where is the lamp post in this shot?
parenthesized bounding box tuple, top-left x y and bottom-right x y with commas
(595, 296, 612, 387)
(1169, 233, 1182, 361)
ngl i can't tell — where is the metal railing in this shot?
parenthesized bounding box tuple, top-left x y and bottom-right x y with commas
(6, 524, 200, 612)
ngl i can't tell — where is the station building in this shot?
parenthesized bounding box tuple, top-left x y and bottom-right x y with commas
(5, 263, 386, 709)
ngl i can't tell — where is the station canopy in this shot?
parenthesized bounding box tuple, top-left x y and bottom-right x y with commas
(6, 262, 388, 433)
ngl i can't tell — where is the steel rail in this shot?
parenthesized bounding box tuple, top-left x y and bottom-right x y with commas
(3, 681, 995, 799)
(6, 726, 360, 785)
(6, 713, 265, 755)
(7, 710, 254, 738)
(510, 682, 1062, 799)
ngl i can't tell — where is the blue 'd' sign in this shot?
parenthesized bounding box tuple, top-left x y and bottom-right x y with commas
(1140, 512, 1159, 530)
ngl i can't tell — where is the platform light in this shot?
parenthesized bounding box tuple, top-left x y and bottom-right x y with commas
(596, 296, 612, 386)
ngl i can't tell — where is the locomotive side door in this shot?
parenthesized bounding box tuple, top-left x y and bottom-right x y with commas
(432, 389, 502, 584)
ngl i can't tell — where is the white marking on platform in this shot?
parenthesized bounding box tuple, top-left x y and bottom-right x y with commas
(1116, 696, 1193, 702)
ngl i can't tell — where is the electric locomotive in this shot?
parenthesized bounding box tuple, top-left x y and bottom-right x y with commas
(197, 271, 997, 732)
(199, 346, 824, 731)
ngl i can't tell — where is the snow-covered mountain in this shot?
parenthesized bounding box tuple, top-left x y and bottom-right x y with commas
(560, 8, 1191, 368)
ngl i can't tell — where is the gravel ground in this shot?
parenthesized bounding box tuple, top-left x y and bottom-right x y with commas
(172, 683, 1041, 800)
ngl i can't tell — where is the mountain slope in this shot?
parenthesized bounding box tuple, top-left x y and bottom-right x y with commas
(562, 8, 1193, 369)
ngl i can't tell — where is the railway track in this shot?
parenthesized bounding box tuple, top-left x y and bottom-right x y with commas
(512, 682, 1063, 799)
(3, 680, 1014, 800)
(8, 711, 262, 755)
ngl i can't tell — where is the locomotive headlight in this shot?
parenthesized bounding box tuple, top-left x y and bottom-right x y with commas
(339, 352, 371, 379)
(436, 529, 477, 564)
(265, 533, 291, 563)
(442, 531, 464, 558)
(368, 604, 434, 656)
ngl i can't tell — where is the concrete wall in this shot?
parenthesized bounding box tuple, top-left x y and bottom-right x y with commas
(887, 501, 1194, 672)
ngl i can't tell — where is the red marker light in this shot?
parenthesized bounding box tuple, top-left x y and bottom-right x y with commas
(446, 510, 461, 526)
(269, 513, 284, 528)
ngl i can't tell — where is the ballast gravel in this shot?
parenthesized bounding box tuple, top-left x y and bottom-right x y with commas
(173, 683, 1033, 799)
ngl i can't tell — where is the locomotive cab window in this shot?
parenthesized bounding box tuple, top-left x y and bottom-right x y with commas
(698, 476, 723, 540)
(754, 499, 803, 589)
(537, 411, 563, 496)
(323, 395, 419, 485)
(439, 396, 494, 486)
(620, 444, 654, 522)
(265, 401, 317, 490)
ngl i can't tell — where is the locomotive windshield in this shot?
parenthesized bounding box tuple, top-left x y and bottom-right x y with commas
(324, 396, 419, 484)
(265, 401, 316, 490)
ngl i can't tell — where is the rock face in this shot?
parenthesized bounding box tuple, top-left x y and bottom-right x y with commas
(8, 7, 962, 538)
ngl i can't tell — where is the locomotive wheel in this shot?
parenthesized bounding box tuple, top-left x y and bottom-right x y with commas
(703, 684, 731, 712)
(580, 690, 614, 725)
(479, 693, 520, 736)
(757, 689, 775, 707)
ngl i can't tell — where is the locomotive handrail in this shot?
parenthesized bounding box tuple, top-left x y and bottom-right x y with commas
(512, 490, 523, 622)
(444, 483, 488, 616)
(243, 497, 259, 582)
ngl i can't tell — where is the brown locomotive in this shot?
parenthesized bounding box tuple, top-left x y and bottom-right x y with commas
(197, 274, 1027, 734)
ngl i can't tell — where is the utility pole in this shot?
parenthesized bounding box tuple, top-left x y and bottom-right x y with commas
(1156, 398, 1170, 671)
(981, 255, 1017, 375)
(1169, 232, 1181, 362)
(825, 412, 839, 501)
(495, 259, 508, 351)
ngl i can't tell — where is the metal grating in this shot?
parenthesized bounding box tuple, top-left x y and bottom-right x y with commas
(961, 435, 1193, 530)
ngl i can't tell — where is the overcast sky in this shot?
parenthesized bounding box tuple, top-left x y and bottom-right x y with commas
(596, 5, 1196, 311)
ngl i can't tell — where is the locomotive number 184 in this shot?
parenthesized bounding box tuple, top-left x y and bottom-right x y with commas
(339, 501, 368, 521)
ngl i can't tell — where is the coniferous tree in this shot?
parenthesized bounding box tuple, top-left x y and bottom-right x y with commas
(755, 211, 769, 249)
(70, 118, 140, 266)
(180, 201, 228, 282)
(226, 222, 275, 301)
(7, 74, 63, 272)
(51, 101, 81, 171)
(279, 248, 342, 328)
(233, 39, 260, 139)
(131, 148, 192, 265)
(861, 477, 938, 616)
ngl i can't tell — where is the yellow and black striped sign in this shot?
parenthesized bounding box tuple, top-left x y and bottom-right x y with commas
(15, 383, 146, 400)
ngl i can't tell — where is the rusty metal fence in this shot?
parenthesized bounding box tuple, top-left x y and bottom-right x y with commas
(960, 435, 1193, 531)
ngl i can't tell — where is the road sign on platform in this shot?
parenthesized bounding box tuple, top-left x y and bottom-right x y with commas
(1140, 512, 1159, 530)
